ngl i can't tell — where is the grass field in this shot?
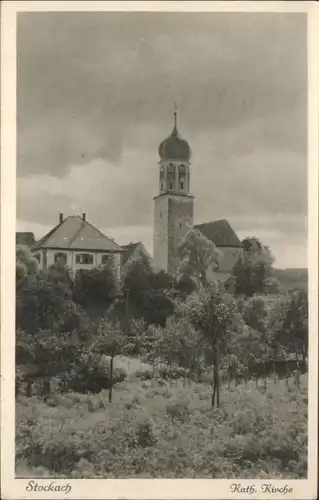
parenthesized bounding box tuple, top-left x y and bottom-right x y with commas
(16, 361, 308, 479)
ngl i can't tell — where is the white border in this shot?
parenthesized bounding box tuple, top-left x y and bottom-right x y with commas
(1, 2, 318, 499)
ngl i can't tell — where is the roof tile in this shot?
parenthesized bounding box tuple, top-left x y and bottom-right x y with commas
(121, 242, 140, 264)
(194, 219, 242, 247)
(33, 216, 121, 252)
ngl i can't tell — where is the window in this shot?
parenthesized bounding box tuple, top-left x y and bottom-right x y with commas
(160, 182, 163, 191)
(180, 182, 184, 190)
(168, 163, 174, 173)
(76, 253, 94, 265)
(169, 182, 173, 189)
(101, 254, 112, 265)
(54, 252, 67, 264)
(179, 164, 186, 174)
(180, 222, 182, 228)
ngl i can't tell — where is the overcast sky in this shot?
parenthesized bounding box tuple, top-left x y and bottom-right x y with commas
(17, 11, 307, 269)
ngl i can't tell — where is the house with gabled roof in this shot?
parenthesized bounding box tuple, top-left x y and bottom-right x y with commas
(121, 242, 152, 270)
(32, 213, 123, 279)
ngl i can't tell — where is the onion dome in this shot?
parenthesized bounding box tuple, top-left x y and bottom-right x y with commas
(158, 106, 191, 161)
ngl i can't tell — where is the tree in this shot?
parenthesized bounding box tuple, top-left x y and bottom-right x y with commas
(271, 290, 308, 362)
(148, 269, 174, 290)
(44, 262, 73, 288)
(16, 296, 91, 398)
(121, 255, 175, 325)
(122, 317, 149, 356)
(174, 274, 197, 298)
(231, 237, 274, 297)
(73, 262, 118, 314)
(177, 229, 222, 289)
(90, 319, 127, 402)
(16, 254, 93, 397)
(16, 271, 74, 334)
(182, 284, 241, 407)
(16, 245, 38, 289)
(156, 311, 200, 373)
(242, 295, 271, 355)
(122, 253, 153, 293)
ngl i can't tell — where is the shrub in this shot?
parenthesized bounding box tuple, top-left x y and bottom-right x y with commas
(16, 375, 308, 479)
(135, 418, 156, 447)
(135, 369, 153, 380)
(66, 364, 127, 394)
(166, 399, 190, 422)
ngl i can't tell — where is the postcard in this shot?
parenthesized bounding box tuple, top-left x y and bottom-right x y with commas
(1, 1, 318, 499)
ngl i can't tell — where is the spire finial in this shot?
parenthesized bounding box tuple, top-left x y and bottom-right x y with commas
(173, 101, 177, 129)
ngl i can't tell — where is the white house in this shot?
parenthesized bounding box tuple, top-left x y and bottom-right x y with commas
(32, 213, 123, 279)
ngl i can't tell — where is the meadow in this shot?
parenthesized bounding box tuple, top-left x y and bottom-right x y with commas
(16, 358, 308, 479)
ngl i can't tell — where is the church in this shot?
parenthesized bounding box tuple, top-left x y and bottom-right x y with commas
(18, 108, 243, 281)
(153, 107, 243, 281)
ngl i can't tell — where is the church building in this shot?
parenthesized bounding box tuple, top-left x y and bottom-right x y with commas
(153, 108, 243, 279)
(19, 108, 243, 283)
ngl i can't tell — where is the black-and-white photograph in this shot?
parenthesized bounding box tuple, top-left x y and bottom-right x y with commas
(10, 5, 313, 486)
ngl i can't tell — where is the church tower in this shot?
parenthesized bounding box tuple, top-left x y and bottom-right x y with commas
(153, 106, 194, 275)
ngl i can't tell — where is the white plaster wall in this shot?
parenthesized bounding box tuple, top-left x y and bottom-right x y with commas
(153, 194, 194, 274)
(35, 248, 122, 281)
(167, 196, 194, 275)
(218, 247, 243, 273)
(206, 247, 243, 284)
(153, 195, 170, 272)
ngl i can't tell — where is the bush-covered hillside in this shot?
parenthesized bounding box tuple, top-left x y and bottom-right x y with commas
(16, 371, 307, 479)
(15, 240, 308, 479)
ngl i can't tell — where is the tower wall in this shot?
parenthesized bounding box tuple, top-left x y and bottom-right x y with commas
(153, 194, 194, 275)
(153, 195, 170, 271)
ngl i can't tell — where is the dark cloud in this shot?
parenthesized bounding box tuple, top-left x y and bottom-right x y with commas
(17, 12, 307, 173)
(16, 11, 307, 265)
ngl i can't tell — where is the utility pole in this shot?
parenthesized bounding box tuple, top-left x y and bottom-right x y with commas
(124, 288, 130, 317)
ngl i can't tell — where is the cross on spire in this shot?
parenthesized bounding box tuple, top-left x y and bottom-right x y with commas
(173, 101, 178, 129)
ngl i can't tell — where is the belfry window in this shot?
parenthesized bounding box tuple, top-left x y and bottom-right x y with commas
(179, 164, 186, 175)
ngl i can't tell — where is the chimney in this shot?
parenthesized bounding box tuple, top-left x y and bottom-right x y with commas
(59, 213, 63, 224)
(82, 213, 86, 221)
